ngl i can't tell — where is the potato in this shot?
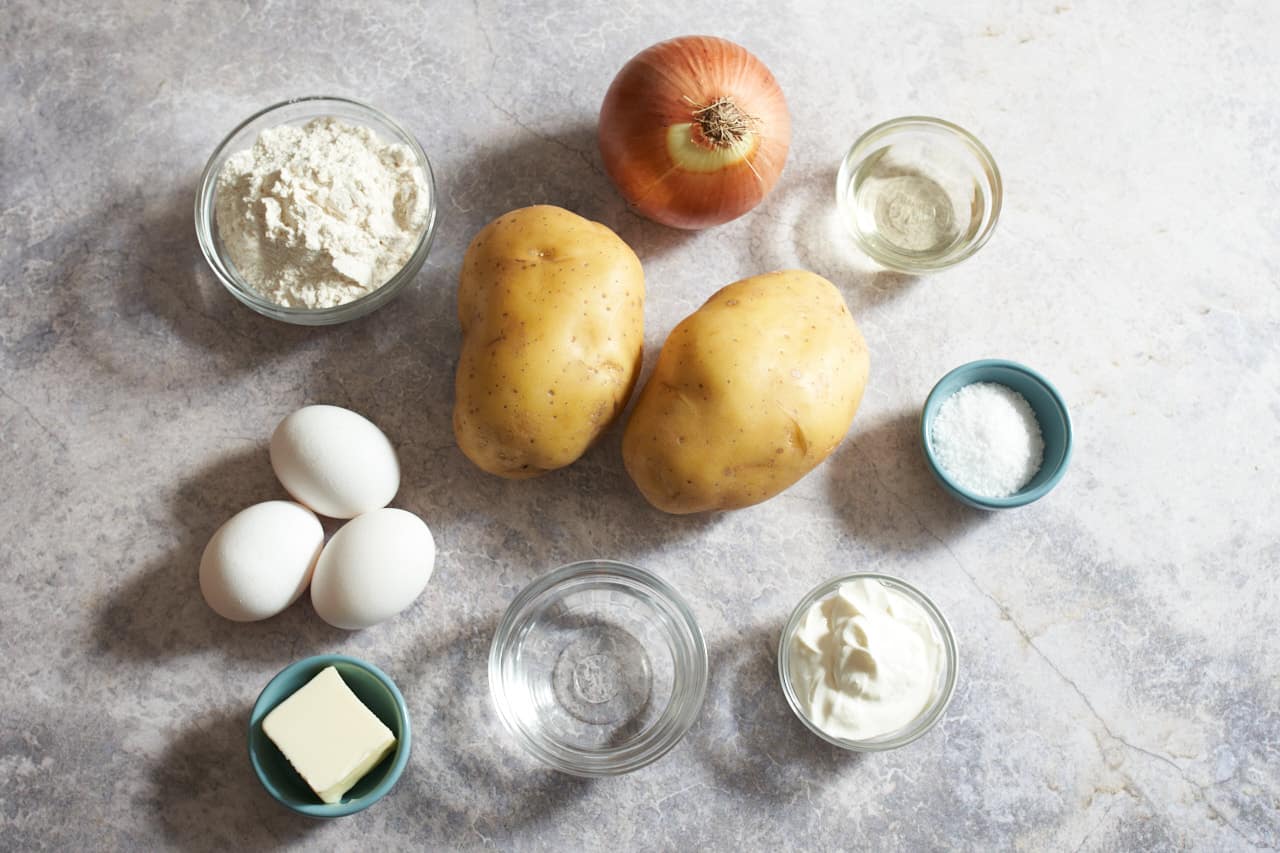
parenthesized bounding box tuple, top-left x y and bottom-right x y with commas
(622, 270, 868, 513)
(454, 205, 645, 478)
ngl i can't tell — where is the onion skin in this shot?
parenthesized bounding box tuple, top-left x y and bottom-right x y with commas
(599, 35, 791, 230)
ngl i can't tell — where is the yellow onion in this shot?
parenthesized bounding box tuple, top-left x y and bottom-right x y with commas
(599, 35, 791, 230)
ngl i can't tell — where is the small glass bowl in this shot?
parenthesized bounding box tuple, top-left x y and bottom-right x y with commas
(194, 95, 438, 325)
(778, 573, 957, 751)
(836, 116, 1001, 274)
(489, 560, 708, 777)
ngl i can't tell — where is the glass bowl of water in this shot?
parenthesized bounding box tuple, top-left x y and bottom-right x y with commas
(836, 116, 1001, 274)
(488, 560, 708, 776)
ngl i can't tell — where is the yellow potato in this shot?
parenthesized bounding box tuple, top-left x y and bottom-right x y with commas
(454, 205, 645, 478)
(622, 270, 868, 513)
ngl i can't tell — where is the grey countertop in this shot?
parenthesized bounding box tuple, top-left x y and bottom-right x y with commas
(3, 1, 1278, 850)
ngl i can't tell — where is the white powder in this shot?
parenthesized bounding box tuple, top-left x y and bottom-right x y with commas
(931, 382, 1044, 498)
(214, 117, 430, 309)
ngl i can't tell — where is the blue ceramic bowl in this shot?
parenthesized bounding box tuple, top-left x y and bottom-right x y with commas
(921, 359, 1073, 510)
(248, 655, 411, 817)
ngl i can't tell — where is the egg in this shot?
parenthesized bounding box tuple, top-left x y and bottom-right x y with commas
(199, 501, 323, 621)
(269, 405, 400, 519)
(311, 508, 436, 630)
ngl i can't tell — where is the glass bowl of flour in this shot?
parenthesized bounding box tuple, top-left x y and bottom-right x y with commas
(196, 96, 438, 325)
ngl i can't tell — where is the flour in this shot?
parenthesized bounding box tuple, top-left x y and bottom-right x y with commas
(214, 117, 430, 309)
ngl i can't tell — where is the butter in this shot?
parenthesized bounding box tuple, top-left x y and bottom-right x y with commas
(262, 666, 397, 804)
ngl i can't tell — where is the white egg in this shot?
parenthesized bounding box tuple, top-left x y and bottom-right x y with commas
(269, 405, 400, 519)
(311, 508, 435, 630)
(199, 501, 323, 622)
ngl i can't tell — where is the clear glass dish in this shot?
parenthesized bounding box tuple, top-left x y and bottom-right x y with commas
(778, 572, 958, 751)
(836, 116, 1001, 274)
(194, 95, 438, 325)
(489, 560, 708, 776)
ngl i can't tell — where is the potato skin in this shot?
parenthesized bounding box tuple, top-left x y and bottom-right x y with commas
(454, 205, 645, 479)
(622, 270, 868, 513)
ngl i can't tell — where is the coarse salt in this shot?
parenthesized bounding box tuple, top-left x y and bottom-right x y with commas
(930, 382, 1044, 498)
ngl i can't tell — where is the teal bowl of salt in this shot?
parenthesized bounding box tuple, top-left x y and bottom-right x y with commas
(921, 359, 1072, 510)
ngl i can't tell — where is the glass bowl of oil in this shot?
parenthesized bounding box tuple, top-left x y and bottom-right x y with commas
(836, 116, 1001, 274)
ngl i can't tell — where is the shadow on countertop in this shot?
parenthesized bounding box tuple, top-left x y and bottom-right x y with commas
(446, 120, 698, 262)
(395, 612, 593, 838)
(57, 184, 316, 387)
(827, 411, 985, 552)
(92, 444, 350, 666)
(747, 165, 922, 316)
(393, 425, 728, 573)
(692, 621, 858, 800)
(150, 706, 319, 849)
(144, 182, 314, 365)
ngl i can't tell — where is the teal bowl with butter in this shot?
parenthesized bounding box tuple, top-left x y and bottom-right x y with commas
(248, 654, 411, 818)
(921, 359, 1073, 510)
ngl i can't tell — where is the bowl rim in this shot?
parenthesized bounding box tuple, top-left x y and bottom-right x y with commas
(488, 559, 709, 777)
(777, 572, 959, 751)
(921, 358, 1074, 509)
(836, 114, 1003, 274)
(248, 653, 412, 818)
(193, 94, 439, 326)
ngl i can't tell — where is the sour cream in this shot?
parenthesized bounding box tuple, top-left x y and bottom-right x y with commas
(787, 578, 943, 741)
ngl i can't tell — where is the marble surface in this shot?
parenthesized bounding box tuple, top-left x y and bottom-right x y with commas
(2, 1, 1278, 850)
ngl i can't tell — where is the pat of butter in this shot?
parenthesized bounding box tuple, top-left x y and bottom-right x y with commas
(262, 666, 397, 804)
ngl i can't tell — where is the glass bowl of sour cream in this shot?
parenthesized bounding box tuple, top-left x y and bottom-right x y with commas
(778, 573, 957, 751)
